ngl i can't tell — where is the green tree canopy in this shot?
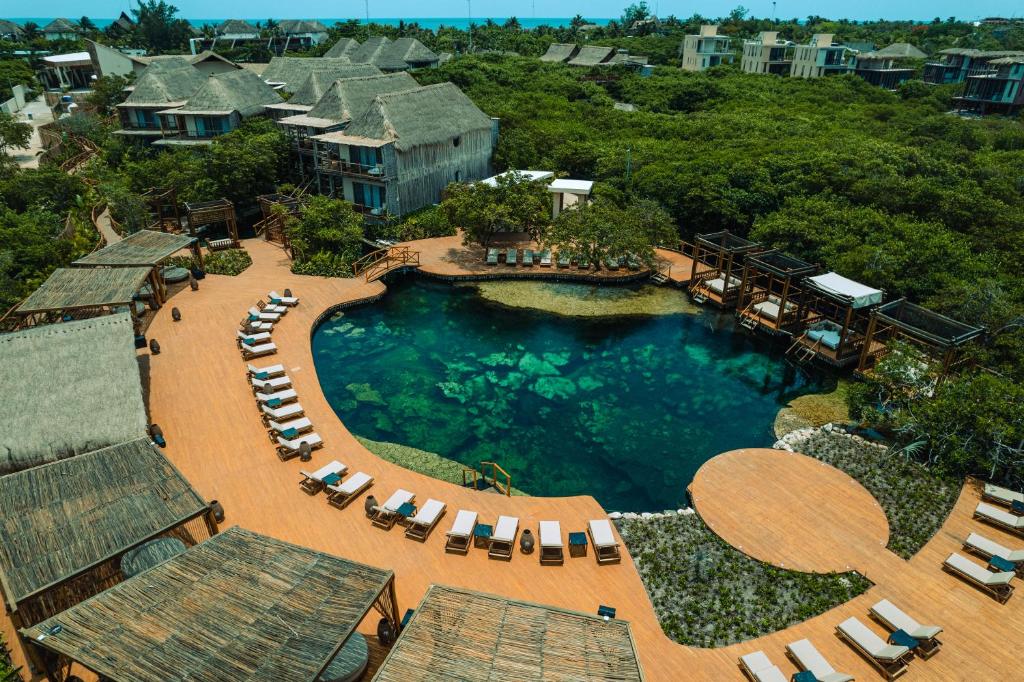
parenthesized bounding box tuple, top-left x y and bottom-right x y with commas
(285, 196, 366, 277)
(441, 172, 551, 246)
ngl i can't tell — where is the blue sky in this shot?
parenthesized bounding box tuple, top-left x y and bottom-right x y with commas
(11, 0, 1020, 22)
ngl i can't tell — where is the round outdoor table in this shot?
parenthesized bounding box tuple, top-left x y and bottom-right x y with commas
(160, 266, 191, 284)
(120, 537, 187, 578)
(318, 632, 369, 682)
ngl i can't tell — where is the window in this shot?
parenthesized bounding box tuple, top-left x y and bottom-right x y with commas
(452, 136, 461, 148)
(454, 170, 461, 182)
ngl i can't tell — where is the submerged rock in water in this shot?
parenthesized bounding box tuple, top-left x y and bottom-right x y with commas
(532, 376, 577, 400)
(774, 380, 852, 438)
(473, 281, 699, 317)
(346, 382, 385, 405)
(518, 352, 560, 377)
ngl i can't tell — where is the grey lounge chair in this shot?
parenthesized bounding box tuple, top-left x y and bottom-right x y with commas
(964, 531, 1024, 572)
(836, 616, 911, 680)
(943, 552, 1015, 603)
(738, 651, 787, 682)
(522, 249, 534, 266)
(486, 248, 499, 265)
(505, 248, 517, 265)
(974, 501, 1024, 536)
(326, 471, 373, 510)
(982, 483, 1024, 507)
(445, 509, 477, 554)
(785, 638, 853, 682)
(869, 599, 942, 658)
(405, 499, 446, 541)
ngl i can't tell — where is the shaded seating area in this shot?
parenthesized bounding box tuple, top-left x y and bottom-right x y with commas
(373, 584, 645, 681)
(12, 266, 153, 329)
(789, 272, 883, 366)
(688, 231, 763, 307)
(736, 249, 818, 335)
(856, 298, 984, 381)
(0, 314, 148, 474)
(21, 527, 400, 682)
(185, 197, 240, 248)
(140, 186, 182, 232)
(0, 438, 215, 673)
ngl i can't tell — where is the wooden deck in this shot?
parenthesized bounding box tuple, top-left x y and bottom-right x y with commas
(5, 237, 1024, 681)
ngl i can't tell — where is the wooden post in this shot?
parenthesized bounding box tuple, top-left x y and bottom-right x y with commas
(858, 311, 879, 373)
(778, 275, 791, 331)
(837, 305, 854, 360)
(737, 262, 750, 311)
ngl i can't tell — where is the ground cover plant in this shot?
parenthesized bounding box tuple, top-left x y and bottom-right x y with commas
(618, 512, 871, 647)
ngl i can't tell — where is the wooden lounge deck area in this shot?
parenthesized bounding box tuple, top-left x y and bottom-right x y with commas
(5, 237, 1024, 681)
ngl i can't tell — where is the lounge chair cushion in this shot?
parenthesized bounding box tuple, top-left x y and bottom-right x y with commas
(493, 515, 518, 542)
(448, 510, 478, 537)
(277, 432, 321, 449)
(410, 499, 445, 525)
(871, 599, 942, 640)
(966, 532, 1024, 562)
(307, 460, 346, 481)
(985, 483, 1024, 505)
(248, 363, 284, 377)
(381, 489, 415, 512)
(539, 521, 562, 547)
(786, 638, 852, 682)
(262, 402, 302, 419)
(838, 617, 908, 661)
(588, 519, 616, 547)
(331, 471, 372, 495)
(976, 501, 1024, 528)
(945, 552, 1014, 585)
(740, 651, 773, 674)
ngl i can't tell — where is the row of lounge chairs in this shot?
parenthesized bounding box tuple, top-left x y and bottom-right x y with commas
(486, 247, 553, 267)
(236, 291, 298, 359)
(741, 600, 941, 682)
(298, 460, 377, 510)
(485, 248, 641, 271)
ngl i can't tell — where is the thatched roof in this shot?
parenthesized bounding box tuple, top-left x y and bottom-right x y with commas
(288, 71, 343, 107)
(568, 45, 615, 66)
(74, 230, 195, 267)
(0, 20, 25, 37)
(373, 585, 646, 681)
(0, 438, 207, 605)
(260, 57, 381, 91)
(119, 62, 208, 107)
(305, 72, 418, 125)
(989, 56, 1024, 65)
(17, 267, 151, 313)
(348, 36, 392, 64)
(874, 299, 984, 347)
(43, 18, 79, 33)
(173, 68, 282, 116)
(23, 527, 395, 682)
(324, 37, 361, 58)
(870, 42, 927, 59)
(540, 43, 578, 62)
(342, 82, 493, 152)
(278, 19, 329, 34)
(373, 37, 439, 70)
(219, 19, 259, 35)
(0, 314, 148, 474)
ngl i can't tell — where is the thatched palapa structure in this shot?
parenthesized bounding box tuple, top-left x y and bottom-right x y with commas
(324, 36, 361, 58)
(373, 585, 645, 681)
(568, 45, 617, 67)
(14, 267, 152, 327)
(114, 61, 208, 139)
(0, 313, 147, 474)
(23, 527, 399, 682)
(540, 43, 580, 62)
(73, 229, 200, 304)
(260, 57, 381, 92)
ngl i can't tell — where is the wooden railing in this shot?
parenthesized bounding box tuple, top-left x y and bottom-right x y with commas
(481, 461, 512, 497)
(351, 246, 420, 282)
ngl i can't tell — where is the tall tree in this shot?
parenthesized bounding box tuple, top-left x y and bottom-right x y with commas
(442, 173, 550, 246)
(130, 0, 190, 53)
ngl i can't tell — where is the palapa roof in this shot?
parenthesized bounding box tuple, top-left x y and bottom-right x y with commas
(874, 298, 984, 347)
(869, 42, 927, 59)
(278, 19, 329, 34)
(568, 45, 616, 66)
(324, 37, 361, 58)
(304, 72, 418, 125)
(172, 68, 282, 116)
(341, 82, 493, 152)
(348, 36, 392, 64)
(373, 585, 645, 681)
(0, 19, 25, 37)
(287, 70, 350, 107)
(74, 230, 195, 267)
(260, 57, 381, 91)
(118, 62, 207, 107)
(0, 314, 148, 475)
(0, 438, 207, 605)
(23, 527, 395, 682)
(540, 43, 578, 62)
(373, 37, 439, 70)
(43, 18, 79, 33)
(219, 18, 259, 35)
(17, 267, 151, 313)
(131, 50, 239, 70)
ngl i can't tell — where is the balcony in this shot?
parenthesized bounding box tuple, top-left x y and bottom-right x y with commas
(351, 203, 391, 221)
(333, 161, 393, 180)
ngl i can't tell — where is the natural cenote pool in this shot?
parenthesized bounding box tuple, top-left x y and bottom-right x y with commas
(312, 278, 830, 511)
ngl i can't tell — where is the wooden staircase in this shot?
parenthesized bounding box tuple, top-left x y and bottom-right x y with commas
(787, 334, 819, 364)
(352, 246, 420, 282)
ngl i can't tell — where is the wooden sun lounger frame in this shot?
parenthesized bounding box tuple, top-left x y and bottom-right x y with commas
(540, 545, 564, 565)
(275, 436, 323, 461)
(589, 521, 621, 565)
(942, 558, 1015, 603)
(326, 475, 373, 510)
(445, 528, 475, 555)
(974, 504, 1024, 537)
(371, 493, 414, 530)
(488, 520, 518, 561)
(868, 604, 942, 659)
(405, 504, 447, 542)
(835, 625, 911, 681)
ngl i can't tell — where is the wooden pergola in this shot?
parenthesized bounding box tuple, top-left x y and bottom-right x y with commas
(373, 585, 646, 681)
(736, 249, 819, 335)
(0, 438, 216, 674)
(256, 193, 304, 250)
(22, 527, 399, 682)
(185, 198, 239, 247)
(140, 187, 182, 233)
(688, 231, 763, 307)
(789, 272, 884, 367)
(14, 266, 152, 328)
(857, 298, 985, 380)
(73, 230, 200, 306)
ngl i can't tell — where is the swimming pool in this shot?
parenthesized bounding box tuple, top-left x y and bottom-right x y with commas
(312, 278, 830, 511)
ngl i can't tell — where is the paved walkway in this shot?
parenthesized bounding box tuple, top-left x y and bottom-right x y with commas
(10, 97, 53, 170)
(93, 207, 122, 245)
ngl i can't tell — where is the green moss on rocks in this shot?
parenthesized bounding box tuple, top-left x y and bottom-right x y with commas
(470, 281, 698, 317)
(774, 380, 852, 438)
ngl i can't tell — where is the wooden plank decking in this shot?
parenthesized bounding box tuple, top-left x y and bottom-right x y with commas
(4, 237, 1023, 681)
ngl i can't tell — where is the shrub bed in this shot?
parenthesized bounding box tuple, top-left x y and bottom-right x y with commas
(166, 249, 252, 277)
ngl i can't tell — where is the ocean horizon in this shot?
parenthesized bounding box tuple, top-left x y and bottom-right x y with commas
(5, 17, 610, 30)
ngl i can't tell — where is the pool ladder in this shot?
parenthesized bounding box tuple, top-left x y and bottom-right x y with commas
(461, 461, 512, 496)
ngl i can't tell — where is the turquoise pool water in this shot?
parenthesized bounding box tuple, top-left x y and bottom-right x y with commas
(312, 278, 830, 511)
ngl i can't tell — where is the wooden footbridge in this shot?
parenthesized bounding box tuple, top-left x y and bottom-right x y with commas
(352, 245, 421, 282)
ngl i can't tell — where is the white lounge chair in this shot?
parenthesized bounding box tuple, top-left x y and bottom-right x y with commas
(371, 489, 415, 530)
(739, 651, 787, 682)
(237, 330, 272, 347)
(445, 510, 478, 554)
(251, 375, 291, 392)
(247, 363, 285, 378)
(785, 638, 853, 682)
(488, 515, 519, 560)
(268, 290, 299, 306)
(975, 501, 1024, 536)
(983, 483, 1024, 507)
(241, 317, 274, 331)
(539, 521, 563, 565)
(241, 342, 277, 359)
(275, 432, 323, 460)
(258, 300, 287, 315)
(964, 531, 1024, 568)
(837, 616, 911, 680)
(256, 388, 297, 405)
(588, 519, 621, 564)
(261, 402, 303, 422)
(248, 306, 281, 322)
(326, 471, 373, 510)
(943, 552, 1015, 603)
(869, 599, 942, 658)
(299, 460, 347, 496)
(266, 416, 312, 438)
(405, 498, 446, 541)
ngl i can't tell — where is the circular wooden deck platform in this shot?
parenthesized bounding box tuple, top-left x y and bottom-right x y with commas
(690, 448, 889, 574)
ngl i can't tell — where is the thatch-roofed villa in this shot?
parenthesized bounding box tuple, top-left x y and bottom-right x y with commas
(857, 298, 985, 379)
(736, 249, 819, 335)
(12, 267, 154, 329)
(0, 437, 216, 674)
(688, 231, 764, 307)
(263, 63, 384, 121)
(346, 36, 440, 71)
(325, 36, 361, 59)
(277, 19, 331, 51)
(216, 18, 260, 43)
(788, 272, 884, 366)
(42, 17, 80, 41)
(0, 314, 147, 472)
(311, 82, 497, 219)
(22, 527, 398, 682)
(278, 72, 418, 177)
(153, 69, 282, 146)
(261, 57, 380, 93)
(72, 229, 200, 305)
(540, 43, 580, 62)
(373, 585, 645, 681)
(568, 45, 617, 67)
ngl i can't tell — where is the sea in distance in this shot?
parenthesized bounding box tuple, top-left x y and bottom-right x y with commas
(8, 17, 610, 30)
